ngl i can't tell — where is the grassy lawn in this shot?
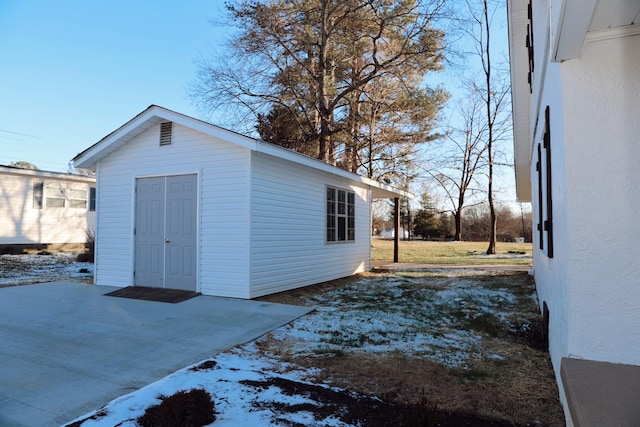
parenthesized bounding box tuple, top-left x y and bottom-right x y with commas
(372, 238, 533, 265)
(258, 271, 563, 425)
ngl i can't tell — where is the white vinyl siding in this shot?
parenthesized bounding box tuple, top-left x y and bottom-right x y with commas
(0, 170, 94, 245)
(249, 152, 371, 298)
(94, 123, 251, 297)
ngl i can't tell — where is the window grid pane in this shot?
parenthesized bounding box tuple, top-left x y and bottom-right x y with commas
(347, 192, 355, 241)
(326, 188, 336, 241)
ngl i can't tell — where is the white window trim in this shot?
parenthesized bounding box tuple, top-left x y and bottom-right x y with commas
(326, 186, 355, 243)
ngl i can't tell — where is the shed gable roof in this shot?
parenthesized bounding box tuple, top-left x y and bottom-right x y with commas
(71, 105, 408, 199)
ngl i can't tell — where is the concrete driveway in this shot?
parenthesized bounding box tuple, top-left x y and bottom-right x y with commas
(0, 282, 312, 426)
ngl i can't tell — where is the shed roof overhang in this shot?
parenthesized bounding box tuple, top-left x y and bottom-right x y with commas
(71, 105, 411, 200)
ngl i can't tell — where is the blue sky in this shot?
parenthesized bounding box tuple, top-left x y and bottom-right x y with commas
(0, 0, 516, 207)
(0, 1, 227, 172)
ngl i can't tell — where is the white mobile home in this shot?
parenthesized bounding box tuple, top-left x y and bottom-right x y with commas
(0, 165, 95, 253)
(72, 105, 407, 299)
(508, 1, 640, 424)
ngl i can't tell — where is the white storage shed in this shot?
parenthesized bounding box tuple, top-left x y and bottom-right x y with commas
(72, 105, 407, 298)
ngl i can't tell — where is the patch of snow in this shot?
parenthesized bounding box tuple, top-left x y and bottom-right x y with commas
(71, 344, 351, 427)
(0, 253, 93, 285)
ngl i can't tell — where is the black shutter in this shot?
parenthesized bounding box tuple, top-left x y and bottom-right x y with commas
(536, 144, 544, 250)
(543, 106, 553, 258)
(33, 182, 43, 209)
(526, 1, 535, 92)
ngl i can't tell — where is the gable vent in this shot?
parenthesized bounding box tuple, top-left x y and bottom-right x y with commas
(160, 121, 173, 146)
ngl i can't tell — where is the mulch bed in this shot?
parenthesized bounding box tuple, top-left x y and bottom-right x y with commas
(104, 286, 199, 303)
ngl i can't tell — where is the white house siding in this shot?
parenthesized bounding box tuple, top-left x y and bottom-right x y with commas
(249, 152, 371, 298)
(0, 169, 95, 247)
(530, 30, 640, 416)
(561, 34, 640, 366)
(94, 123, 251, 297)
(530, 58, 571, 378)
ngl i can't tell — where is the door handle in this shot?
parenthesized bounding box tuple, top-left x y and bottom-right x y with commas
(164, 239, 170, 244)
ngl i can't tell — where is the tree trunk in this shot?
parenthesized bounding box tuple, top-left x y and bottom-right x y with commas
(454, 209, 462, 241)
(317, 0, 331, 163)
(484, 0, 497, 255)
(487, 199, 497, 252)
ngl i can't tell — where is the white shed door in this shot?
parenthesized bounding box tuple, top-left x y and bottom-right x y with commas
(134, 175, 197, 291)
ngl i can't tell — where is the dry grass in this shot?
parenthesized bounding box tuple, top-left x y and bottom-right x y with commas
(258, 271, 564, 426)
(372, 239, 533, 265)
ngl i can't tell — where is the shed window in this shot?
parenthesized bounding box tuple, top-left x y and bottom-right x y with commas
(326, 186, 355, 242)
(160, 121, 173, 146)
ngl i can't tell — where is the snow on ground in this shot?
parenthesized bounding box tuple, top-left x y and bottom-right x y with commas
(66, 272, 536, 427)
(268, 275, 522, 368)
(0, 253, 94, 285)
(72, 344, 342, 427)
(468, 251, 532, 259)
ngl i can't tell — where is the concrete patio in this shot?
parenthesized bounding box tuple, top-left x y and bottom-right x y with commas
(0, 281, 312, 426)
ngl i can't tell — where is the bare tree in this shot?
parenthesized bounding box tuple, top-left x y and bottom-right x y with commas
(462, 0, 511, 254)
(425, 86, 488, 241)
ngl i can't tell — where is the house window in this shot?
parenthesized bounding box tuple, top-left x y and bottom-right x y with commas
(89, 187, 96, 211)
(326, 186, 355, 242)
(160, 121, 173, 146)
(45, 186, 65, 208)
(69, 188, 88, 209)
(33, 182, 43, 209)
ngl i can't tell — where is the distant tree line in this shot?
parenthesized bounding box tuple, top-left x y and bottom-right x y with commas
(373, 198, 531, 243)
